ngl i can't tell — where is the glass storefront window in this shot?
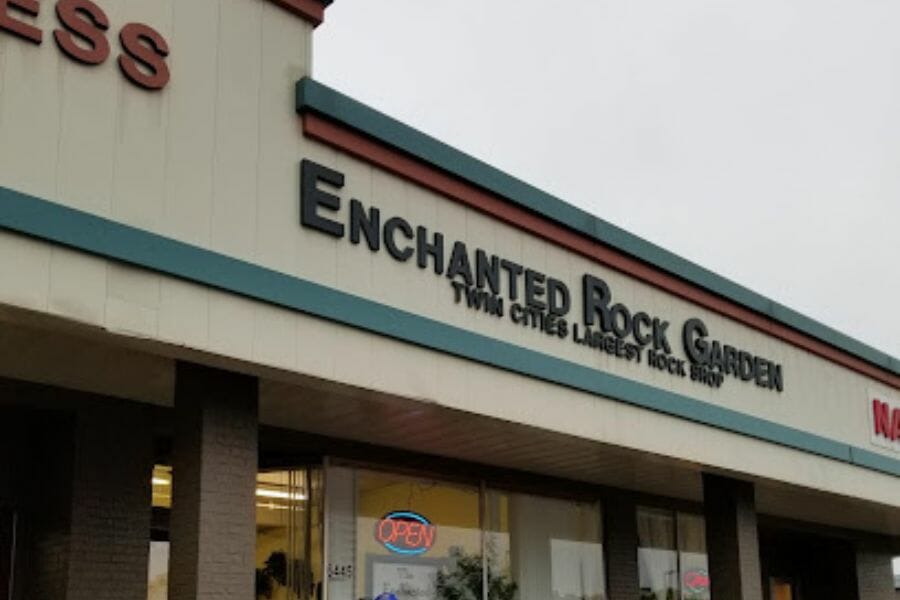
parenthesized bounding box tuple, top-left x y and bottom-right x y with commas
(149, 465, 172, 600)
(151, 462, 724, 600)
(637, 508, 709, 600)
(675, 514, 708, 600)
(326, 467, 482, 600)
(148, 541, 169, 600)
(637, 508, 677, 600)
(484, 490, 606, 600)
(893, 556, 900, 591)
(256, 469, 323, 600)
(325, 467, 607, 600)
(147, 464, 322, 600)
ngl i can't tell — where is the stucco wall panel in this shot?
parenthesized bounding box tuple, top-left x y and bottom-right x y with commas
(163, 0, 220, 247)
(106, 263, 161, 339)
(0, 22, 62, 200)
(0, 231, 51, 311)
(208, 292, 257, 362)
(159, 278, 211, 351)
(211, 0, 263, 260)
(48, 249, 107, 327)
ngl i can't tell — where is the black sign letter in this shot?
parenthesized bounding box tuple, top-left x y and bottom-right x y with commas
(300, 160, 345, 238)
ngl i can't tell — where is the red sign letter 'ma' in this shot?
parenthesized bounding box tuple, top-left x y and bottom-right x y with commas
(873, 399, 895, 440)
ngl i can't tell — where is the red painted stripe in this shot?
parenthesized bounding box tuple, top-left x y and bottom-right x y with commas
(267, 0, 325, 26)
(303, 113, 900, 391)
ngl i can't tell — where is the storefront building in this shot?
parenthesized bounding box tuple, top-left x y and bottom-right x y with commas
(0, 1, 898, 599)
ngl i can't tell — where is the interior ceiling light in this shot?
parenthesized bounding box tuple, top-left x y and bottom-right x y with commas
(152, 477, 306, 501)
(256, 489, 307, 501)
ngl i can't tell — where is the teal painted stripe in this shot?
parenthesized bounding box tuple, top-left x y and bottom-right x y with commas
(296, 77, 900, 379)
(1, 186, 898, 479)
(850, 447, 900, 477)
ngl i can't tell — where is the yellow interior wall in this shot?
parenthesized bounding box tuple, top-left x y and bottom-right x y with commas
(358, 480, 480, 528)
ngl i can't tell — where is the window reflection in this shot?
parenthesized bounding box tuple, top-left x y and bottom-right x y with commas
(485, 490, 606, 600)
(637, 508, 678, 600)
(637, 508, 709, 600)
(676, 514, 709, 600)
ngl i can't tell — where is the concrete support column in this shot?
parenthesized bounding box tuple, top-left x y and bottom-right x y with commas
(702, 474, 763, 600)
(604, 494, 639, 600)
(855, 544, 896, 600)
(66, 405, 154, 600)
(168, 362, 258, 600)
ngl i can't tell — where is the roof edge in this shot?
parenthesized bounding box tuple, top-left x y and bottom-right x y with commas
(267, 0, 333, 27)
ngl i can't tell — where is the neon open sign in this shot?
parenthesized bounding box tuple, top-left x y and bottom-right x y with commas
(375, 511, 436, 556)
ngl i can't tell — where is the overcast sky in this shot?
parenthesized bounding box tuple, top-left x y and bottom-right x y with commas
(315, 0, 900, 360)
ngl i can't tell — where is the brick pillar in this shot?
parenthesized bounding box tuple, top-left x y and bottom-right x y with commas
(855, 544, 896, 600)
(66, 404, 154, 600)
(168, 362, 258, 600)
(23, 413, 75, 600)
(702, 474, 763, 600)
(605, 494, 639, 600)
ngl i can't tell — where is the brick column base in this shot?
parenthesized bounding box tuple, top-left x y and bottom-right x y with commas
(855, 544, 896, 600)
(168, 362, 258, 600)
(703, 474, 763, 600)
(17, 402, 152, 600)
(605, 494, 639, 600)
(67, 405, 153, 600)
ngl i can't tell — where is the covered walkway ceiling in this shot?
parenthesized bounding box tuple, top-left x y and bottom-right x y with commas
(0, 303, 897, 541)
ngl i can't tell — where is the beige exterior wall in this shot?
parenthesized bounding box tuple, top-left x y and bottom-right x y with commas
(0, 0, 898, 506)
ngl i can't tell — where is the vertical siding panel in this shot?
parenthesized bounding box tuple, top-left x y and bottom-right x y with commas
(0, 8, 62, 198)
(164, 0, 219, 247)
(253, 304, 297, 371)
(0, 232, 51, 312)
(48, 249, 108, 327)
(255, 4, 312, 274)
(54, 0, 123, 217)
(156, 0, 215, 354)
(209, 0, 262, 259)
(110, 0, 173, 232)
(208, 293, 256, 363)
(159, 278, 210, 350)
